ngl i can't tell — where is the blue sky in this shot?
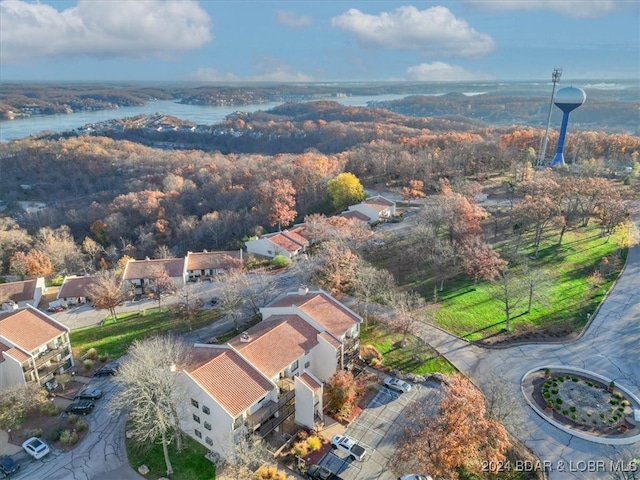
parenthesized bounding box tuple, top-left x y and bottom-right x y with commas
(1, 0, 638, 82)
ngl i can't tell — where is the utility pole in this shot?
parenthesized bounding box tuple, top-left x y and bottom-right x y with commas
(538, 68, 562, 168)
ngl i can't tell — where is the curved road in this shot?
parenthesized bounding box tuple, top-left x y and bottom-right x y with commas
(416, 217, 640, 479)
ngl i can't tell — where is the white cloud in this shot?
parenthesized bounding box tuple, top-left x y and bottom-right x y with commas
(464, 0, 617, 18)
(330, 6, 494, 57)
(192, 57, 313, 83)
(406, 62, 494, 81)
(0, 0, 212, 64)
(275, 10, 313, 27)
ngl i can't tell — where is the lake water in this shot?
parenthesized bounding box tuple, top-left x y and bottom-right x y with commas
(0, 94, 409, 142)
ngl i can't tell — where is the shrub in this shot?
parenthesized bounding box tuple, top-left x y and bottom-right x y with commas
(551, 389, 559, 395)
(83, 359, 94, 370)
(27, 428, 43, 438)
(254, 464, 289, 480)
(370, 358, 381, 367)
(543, 392, 551, 399)
(48, 426, 65, 441)
(40, 402, 59, 416)
(572, 377, 579, 382)
(296, 430, 309, 441)
(76, 419, 88, 432)
(621, 400, 630, 406)
(270, 255, 291, 268)
(86, 348, 98, 359)
(555, 398, 563, 405)
(99, 354, 109, 363)
(562, 410, 569, 415)
(293, 441, 309, 457)
(570, 406, 577, 412)
(59, 429, 78, 446)
(68, 414, 79, 424)
(572, 414, 577, 420)
(307, 436, 322, 452)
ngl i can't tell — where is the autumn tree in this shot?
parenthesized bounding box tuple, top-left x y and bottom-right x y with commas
(259, 178, 297, 231)
(385, 290, 429, 346)
(9, 249, 53, 279)
(402, 180, 426, 205)
(458, 238, 507, 289)
(392, 375, 510, 479)
(217, 433, 272, 480)
(171, 286, 203, 330)
(87, 270, 126, 323)
(149, 266, 177, 312)
(110, 335, 191, 477)
(511, 194, 560, 257)
(325, 370, 359, 419)
(312, 239, 360, 294)
(326, 172, 366, 211)
(34, 225, 84, 275)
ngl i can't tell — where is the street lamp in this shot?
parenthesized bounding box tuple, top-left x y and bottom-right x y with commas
(538, 68, 562, 167)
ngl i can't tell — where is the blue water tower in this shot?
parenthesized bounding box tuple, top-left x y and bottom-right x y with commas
(550, 86, 586, 166)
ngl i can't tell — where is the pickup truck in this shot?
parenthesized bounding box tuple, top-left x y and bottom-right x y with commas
(306, 463, 344, 480)
(331, 434, 367, 461)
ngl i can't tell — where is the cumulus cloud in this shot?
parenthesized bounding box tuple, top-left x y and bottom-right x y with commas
(0, 0, 212, 63)
(406, 62, 494, 81)
(464, 0, 617, 18)
(330, 6, 494, 57)
(275, 9, 313, 27)
(192, 56, 313, 83)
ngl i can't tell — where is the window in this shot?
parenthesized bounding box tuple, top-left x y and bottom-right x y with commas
(194, 429, 202, 439)
(193, 414, 200, 423)
(204, 422, 211, 431)
(191, 398, 199, 408)
(304, 361, 310, 369)
(291, 359, 299, 371)
(205, 437, 213, 446)
(202, 405, 210, 415)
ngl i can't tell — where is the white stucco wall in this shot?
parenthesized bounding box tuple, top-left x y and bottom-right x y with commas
(0, 355, 27, 389)
(245, 238, 283, 259)
(312, 336, 338, 382)
(294, 377, 315, 429)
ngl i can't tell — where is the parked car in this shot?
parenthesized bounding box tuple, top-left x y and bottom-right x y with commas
(93, 362, 119, 377)
(384, 376, 412, 393)
(398, 476, 433, 480)
(306, 464, 344, 480)
(74, 387, 103, 400)
(330, 434, 367, 461)
(0, 456, 20, 477)
(65, 400, 95, 415)
(21, 437, 50, 459)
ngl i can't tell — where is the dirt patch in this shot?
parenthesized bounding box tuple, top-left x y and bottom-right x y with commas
(475, 327, 580, 347)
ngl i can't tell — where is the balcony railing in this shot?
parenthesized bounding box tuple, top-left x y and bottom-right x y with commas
(246, 389, 295, 431)
(34, 347, 70, 368)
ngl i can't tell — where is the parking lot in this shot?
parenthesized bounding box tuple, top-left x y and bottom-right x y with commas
(318, 380, 443, 480)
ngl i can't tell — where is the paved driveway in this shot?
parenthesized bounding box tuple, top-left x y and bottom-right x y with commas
(319, 382, 442, 480)
(9, 375, 142, 480)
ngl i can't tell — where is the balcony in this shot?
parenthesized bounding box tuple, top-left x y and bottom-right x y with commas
(246, 389, 295, 434)
(34, 346, 70, 368)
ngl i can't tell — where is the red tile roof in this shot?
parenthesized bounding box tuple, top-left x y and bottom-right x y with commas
(318, 331, 341, 348)
(4, 346, 30, 363)
(268, 233, 303, 253)
(280, 229, 308, 246)
(0, 307, 68, 353)
(58, 275, 95, 299)
(123, 258, 185, 280)
(229, 315, 320, 378)
(186, 250, 242, 271)
(0, 279, 37, 303)
(269, 292, 361, 338)
(186, 346, 273, 418)
(299, 372, 322, 391)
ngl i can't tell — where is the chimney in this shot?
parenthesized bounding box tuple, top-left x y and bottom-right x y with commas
(240, 332, 251, 343)
(298, 285, 309, 296)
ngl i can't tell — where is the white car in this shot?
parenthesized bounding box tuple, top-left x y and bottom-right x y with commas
(22, 437, 50, 459)
(398, 475, 433, 480)
(331, 434, 367, 461)
(384, 376, 412, 393)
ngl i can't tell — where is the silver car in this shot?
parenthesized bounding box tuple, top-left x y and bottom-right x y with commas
(22, 437, 50, 459)
(383, 376, 412, 393)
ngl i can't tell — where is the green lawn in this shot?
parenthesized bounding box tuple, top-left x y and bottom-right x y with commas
(360, 322, 457, 375)
(126, 432, 216, 480)
(423, 225, 627, 340)
(69, 308, 223, 359)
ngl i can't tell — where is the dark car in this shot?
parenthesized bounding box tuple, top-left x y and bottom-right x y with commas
(74, 387, 103, 400)
(93, 362, 120, 377)
(0, 456, 20, 477)
(306, 464, 343, 480)
(65, 400, 95, 415)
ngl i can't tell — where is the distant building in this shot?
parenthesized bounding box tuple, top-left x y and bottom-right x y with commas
(185, 250, 243, 282)
(122, 257, 186, 296)
(245, 226, 311, 259)
(0, 278, 46, 311)
(346, 195, 396, 224)
(57, 275, 95, 305)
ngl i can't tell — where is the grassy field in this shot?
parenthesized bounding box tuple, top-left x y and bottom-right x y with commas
(360, 321, 457, 375)
(69, 308, 223, 359)
(416, 224, 627, 341)
(126, 432, 216, 480)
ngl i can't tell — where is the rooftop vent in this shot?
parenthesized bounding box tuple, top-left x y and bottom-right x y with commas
(298, 285, 309, 296)
(240, 332, 251, 343)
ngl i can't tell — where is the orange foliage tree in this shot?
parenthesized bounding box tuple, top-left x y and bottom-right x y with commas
(393, 375, 510, 479)
(325, 370, 359, 419)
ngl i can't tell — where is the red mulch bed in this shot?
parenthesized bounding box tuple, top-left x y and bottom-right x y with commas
(304, 441, 333, 466)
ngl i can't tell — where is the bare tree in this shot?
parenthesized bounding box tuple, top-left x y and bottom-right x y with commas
(171, 286, 203, 330)
(217, 433, 272, 480)
(0, 383, 48, 429)
(86, 270, 126, 324)
(110, 335, 191, 476)
(484, 266, 527, 332)
(216, 269, 247, 331)
(353, 262, 395, 328)
(385, 290, 429, 346)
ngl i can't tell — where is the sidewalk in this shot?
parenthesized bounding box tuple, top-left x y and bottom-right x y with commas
(0, 429, 22, 456)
